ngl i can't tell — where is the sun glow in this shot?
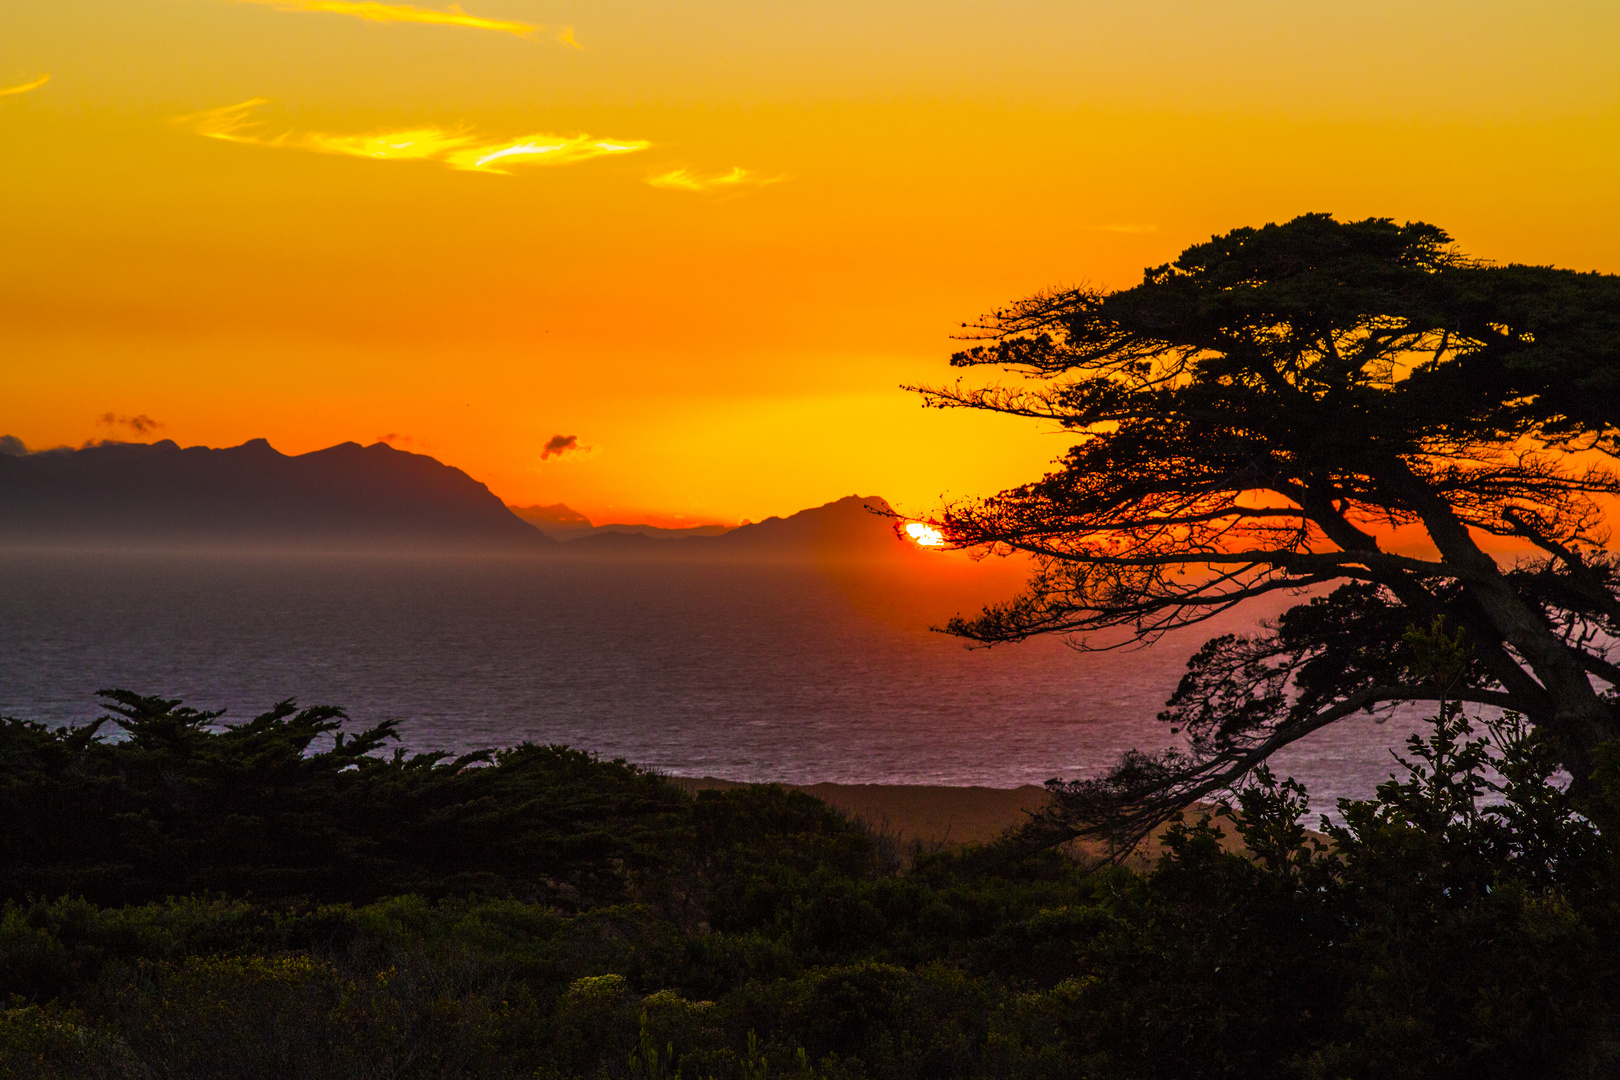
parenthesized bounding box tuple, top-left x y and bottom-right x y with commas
(905, 522, 945, 547)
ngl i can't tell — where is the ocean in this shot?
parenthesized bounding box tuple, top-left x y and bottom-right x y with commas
(0, 549, 1432, 810)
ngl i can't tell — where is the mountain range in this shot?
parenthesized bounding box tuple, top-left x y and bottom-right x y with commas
(0, 438, 913, 559)
(0, 438, 544, 550)
(507, 504, 735, 542)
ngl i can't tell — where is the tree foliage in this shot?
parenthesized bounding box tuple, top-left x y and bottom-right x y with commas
(917, 214, 1620, 846)
(0, 689, 694, 906)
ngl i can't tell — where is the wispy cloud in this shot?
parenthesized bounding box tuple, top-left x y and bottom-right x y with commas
(98, 413, 165, 435)
(539, 434, 599, 462)
(541, 434, 578, 460)
(376, 432, 435, 451)
(175, 100, 648, 175)
(554, 25, 581, 48)
(228, 0, 536, 37)
(0, 75, 49, 98)
(646, 166, 786, 194)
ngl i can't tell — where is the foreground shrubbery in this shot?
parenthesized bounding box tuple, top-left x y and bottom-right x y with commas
(1, 693, 1617, 1078)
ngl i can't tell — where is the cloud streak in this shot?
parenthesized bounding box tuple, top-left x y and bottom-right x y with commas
(0, 75, 49, 98)
(646, 166, 786, 194)
(175, 100, 648, 175)
(228, 0, 536, 37)
(98, 413, 165, 435)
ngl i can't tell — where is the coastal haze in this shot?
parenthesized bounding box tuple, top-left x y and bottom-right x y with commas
(0, 437, 1429, 811)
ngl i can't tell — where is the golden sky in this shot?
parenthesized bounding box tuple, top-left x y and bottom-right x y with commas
(3, 1, 1618, 524)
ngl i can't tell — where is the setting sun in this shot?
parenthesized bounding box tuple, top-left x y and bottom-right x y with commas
(905, 521, 944, 547)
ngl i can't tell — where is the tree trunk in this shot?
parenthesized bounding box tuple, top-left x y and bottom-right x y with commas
(1387, 458, 1620, 784)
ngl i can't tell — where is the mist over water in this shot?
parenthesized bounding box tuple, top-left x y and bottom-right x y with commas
(0, 551, 1429, 807)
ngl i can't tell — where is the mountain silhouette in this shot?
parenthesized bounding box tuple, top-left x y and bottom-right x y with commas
(508, 502, 594, 538)
(0, 439, 549, 550)
(560, 495, 914, 561)
(0, 439, 920, 559)
(510, 503, 736, 542)
(712, 495, 906, 557)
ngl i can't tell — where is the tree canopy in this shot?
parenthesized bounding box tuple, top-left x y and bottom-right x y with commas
(918, 213, 1620, 846)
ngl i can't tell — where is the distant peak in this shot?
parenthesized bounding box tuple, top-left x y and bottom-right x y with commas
(294, 442, 368, 461)
(509, 502, 593, 529)
(807, 494, 891, 515)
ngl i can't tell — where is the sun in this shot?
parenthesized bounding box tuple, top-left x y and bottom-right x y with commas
(905, 521, 945, 547)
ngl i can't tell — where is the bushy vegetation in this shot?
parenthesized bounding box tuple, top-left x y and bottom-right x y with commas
(1, 691, 1617, 1078)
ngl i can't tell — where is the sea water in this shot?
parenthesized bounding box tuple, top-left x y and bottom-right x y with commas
(0, 550, 1429, 808)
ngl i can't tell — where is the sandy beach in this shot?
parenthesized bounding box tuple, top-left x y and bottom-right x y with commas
(669, 777, 1265, 867)
(669, 777, 1054, 848)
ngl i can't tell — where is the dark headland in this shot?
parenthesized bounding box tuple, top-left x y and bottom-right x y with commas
(0, 438, 547, 550)
(0, 436, 913, 558)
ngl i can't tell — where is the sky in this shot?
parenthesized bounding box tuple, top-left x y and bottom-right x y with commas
(2, 2, 1618, 525)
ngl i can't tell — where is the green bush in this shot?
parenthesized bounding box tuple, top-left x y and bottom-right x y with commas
(2, 690, 1617, 1078)
(0, 1004, 142, 1080)
(0, 692, 690, 907)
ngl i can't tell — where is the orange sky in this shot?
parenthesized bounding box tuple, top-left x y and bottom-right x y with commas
(3, 1, 1618, 525)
